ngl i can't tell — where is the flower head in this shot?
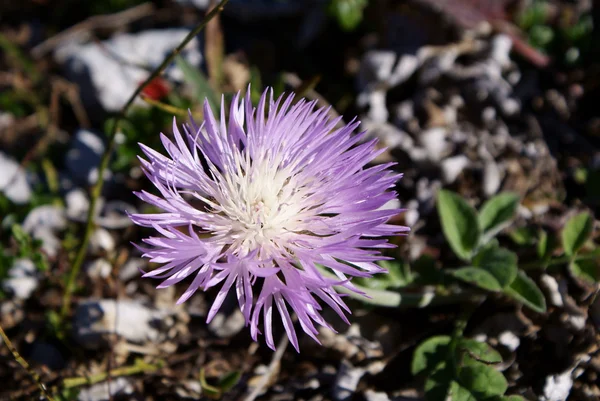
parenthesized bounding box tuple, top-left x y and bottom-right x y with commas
(130, 89, 408, 351)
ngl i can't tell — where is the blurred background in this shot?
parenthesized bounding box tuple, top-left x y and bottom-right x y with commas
(0, 0, 599, 400)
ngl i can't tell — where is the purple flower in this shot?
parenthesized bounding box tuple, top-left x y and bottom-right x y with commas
(130, 89, 408, 351)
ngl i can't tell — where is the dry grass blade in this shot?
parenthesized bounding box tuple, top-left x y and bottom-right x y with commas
(31, 2, 156, 58)
(0, 324, 56, 401)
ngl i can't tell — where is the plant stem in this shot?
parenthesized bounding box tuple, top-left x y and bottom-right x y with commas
(0, 324, 56, 401)
(60, 0, 230, 319)
(448, 300, 481, 374)
(315, 266, 485, 308)
(62, 359, 162, 388)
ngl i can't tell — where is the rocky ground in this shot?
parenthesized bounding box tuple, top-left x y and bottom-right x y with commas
(0, 1, 599, 400)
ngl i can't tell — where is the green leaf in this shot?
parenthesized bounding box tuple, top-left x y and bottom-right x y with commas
(562, 212, 594, 257)
(458, 364, 508, 399)
(478, 193, 520, 240)
(451, 267, 502, 292)
(199, 368, 221, 398)
(537, 230, 557, 265)
(175, 56, 219, 111)
(509, 227, 536, 246)
(411, 335, 451, 376)
(458, 339, 502, 364)
(329, 0, 368, 31)
(11, 224, 29, 248)
(449, 381, 477, 401)
(219, 370, 242, 392)
(473, 246, 518, 288)
(569, 259, 600, 284)
(505, 271, 546, 313)
(437, 190, 481, 261)
(424, 361, 454, 401)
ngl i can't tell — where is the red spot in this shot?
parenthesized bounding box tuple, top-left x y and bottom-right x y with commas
(141, 77, 171, 100)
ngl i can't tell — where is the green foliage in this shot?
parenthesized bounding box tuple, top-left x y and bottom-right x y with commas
(437, 190, 548, 312)
(472, 244, 518, 289)
(176, 56, 219, 111)
(355, 259, 413, 290)
(569, 259, 600, 284)
(11, 224, 49, 272)
(504, 271, 546, 313)
(517, 1, 594, 65)
(199, 368, 242, 399)
(328, 0, 368, 31)
(450, 267, 503, 292)
(437, 190, 481, 261)
(56, 387, 80, 401)
(561, 212, 593, 258)
(413, 335, 509, 401)
(478, 193, 520, 243)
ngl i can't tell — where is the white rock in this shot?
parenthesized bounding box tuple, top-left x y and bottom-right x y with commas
(23, 205, 67, 233)
(540, 370, 573, 401)
(78, 377, 134, 401)
(420, 128, 449, 162)
(490, 35, 513, 68)
(32, 227, 62, 258)
(56, 29, 202, 112)
(65, 188, 90, 220)
(483, 161, 502, 196)
(89, 228, 115, 254)
(208, 309, 246, 338)
(333, 361, 366, 401)
(441, 155, 469, 184)
(2, 259, 39, 300)
(86, 259, 112, 279)
(21, 204, 67, 257)
(366, 90, 389, 123)
(65, 129, 109, 185)
(540, 274, 563, 307)
(498, 331, 520, 352)
(73, 299, 171, 347)
(361, 120, 413, 150)
(364, 390, 391, 401)
(0, 112, 14, 130)
(360, 50, 397, 84)
(119, 258, 145, 282)
(404, 200, 420, 227)
(389, 54, 419, 87)
(0, 152, 32, 204)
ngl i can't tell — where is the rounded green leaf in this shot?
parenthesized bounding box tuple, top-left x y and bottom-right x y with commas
(411, 335, 451, 376)
(473, 246, 518, 288)
(478, 193, 520, 236)
(437, 190, 481, 261)
(569, 259, 600, 284)
(505, 270, 547, 313)
(451, 267, 502, 292)
(458, 364, 508, 398)
(458, 339, 502, 364)
(449, 381, 477, 401)
(562, 212, 593, 257)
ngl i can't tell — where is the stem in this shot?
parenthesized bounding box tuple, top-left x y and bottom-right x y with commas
(0, 324, 56, 401)
(448, 300, 480, 374)
(60, 0, 230, 319)
(315, 266, 485, 308)
(62, 359, 162, 389)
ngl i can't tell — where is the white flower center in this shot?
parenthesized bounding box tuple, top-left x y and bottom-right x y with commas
(211, 155, 308, 258)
